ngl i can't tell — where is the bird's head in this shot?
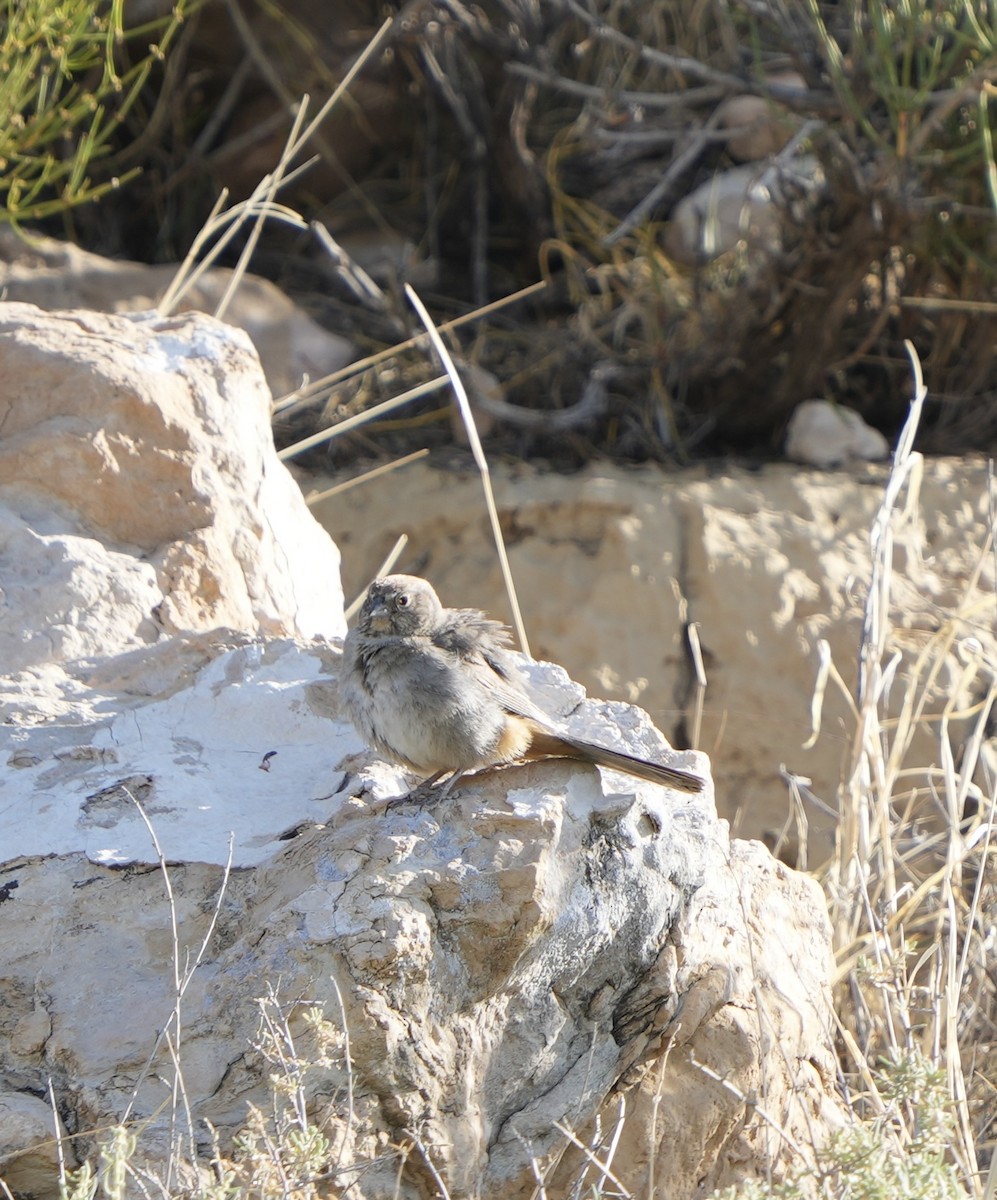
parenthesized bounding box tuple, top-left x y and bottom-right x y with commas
(356, 574, 443, 637)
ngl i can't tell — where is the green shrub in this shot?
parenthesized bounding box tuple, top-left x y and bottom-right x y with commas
(0, 0, 187, 224)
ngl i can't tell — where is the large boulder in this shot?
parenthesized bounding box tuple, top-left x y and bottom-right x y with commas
(0, 303, 344, 678)
(1, 638, 840, 1199)
(0, 304, 842, 1198)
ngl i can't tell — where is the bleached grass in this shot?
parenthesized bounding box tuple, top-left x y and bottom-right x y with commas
(403, 283, 532, 658)
(813, 349, 996, 1198)
(716, 345, 997, 1198)
(157, 16, 395, 319)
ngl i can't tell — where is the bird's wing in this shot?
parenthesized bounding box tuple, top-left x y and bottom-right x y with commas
(431, 608, 512, 660)
(432, 611, 555, 727)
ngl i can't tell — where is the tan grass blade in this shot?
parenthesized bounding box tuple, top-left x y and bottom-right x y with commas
(276, 377, 448, 461)
(303, 450, 429, 503)
(404, 282, 532, 658)
(271, 279, 548, 417)
(158, 17, 395, 319)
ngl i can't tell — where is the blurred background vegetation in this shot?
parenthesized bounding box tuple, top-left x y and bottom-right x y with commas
(13, 0, 997, 466)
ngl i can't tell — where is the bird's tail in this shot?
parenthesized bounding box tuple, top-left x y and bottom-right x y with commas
(524, 728, 704, 794)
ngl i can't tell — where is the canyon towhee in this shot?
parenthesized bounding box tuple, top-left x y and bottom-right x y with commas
(341, 574, 704, 800)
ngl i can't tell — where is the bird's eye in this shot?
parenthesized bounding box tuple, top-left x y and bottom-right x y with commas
(396, 594, 410, 608)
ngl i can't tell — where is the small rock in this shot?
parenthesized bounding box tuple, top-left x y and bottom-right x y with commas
(665, 155, 824, 265)
(0, 1091, 71, 1195)
(716, 72, 807, 162)
(785, 399, 890, 467)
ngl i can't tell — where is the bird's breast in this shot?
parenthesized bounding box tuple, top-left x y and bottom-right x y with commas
(346, 635, 508, 772)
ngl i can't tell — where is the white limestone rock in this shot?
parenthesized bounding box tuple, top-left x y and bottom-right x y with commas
(785, 399, 890, 468)
(665, 156, 824, 265)
(0, 634, 841, 1199)
(0, 303, 344, 677)
(0, 301, 843, 1200)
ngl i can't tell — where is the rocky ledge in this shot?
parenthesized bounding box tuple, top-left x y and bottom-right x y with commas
(0, 304, 841, 1199)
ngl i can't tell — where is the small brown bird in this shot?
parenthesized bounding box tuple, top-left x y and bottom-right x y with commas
(341, 574, 704, 800)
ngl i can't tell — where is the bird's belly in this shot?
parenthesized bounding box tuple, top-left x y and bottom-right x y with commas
(365, 661, 505, 773)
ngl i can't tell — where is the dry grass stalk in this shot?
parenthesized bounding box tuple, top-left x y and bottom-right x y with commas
(157, 16, 395, 319)
(809, 344, 996, 1196)
(404, 283, 532, 658)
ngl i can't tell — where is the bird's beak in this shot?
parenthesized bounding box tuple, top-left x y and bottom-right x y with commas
(365, 600, 391, 633)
